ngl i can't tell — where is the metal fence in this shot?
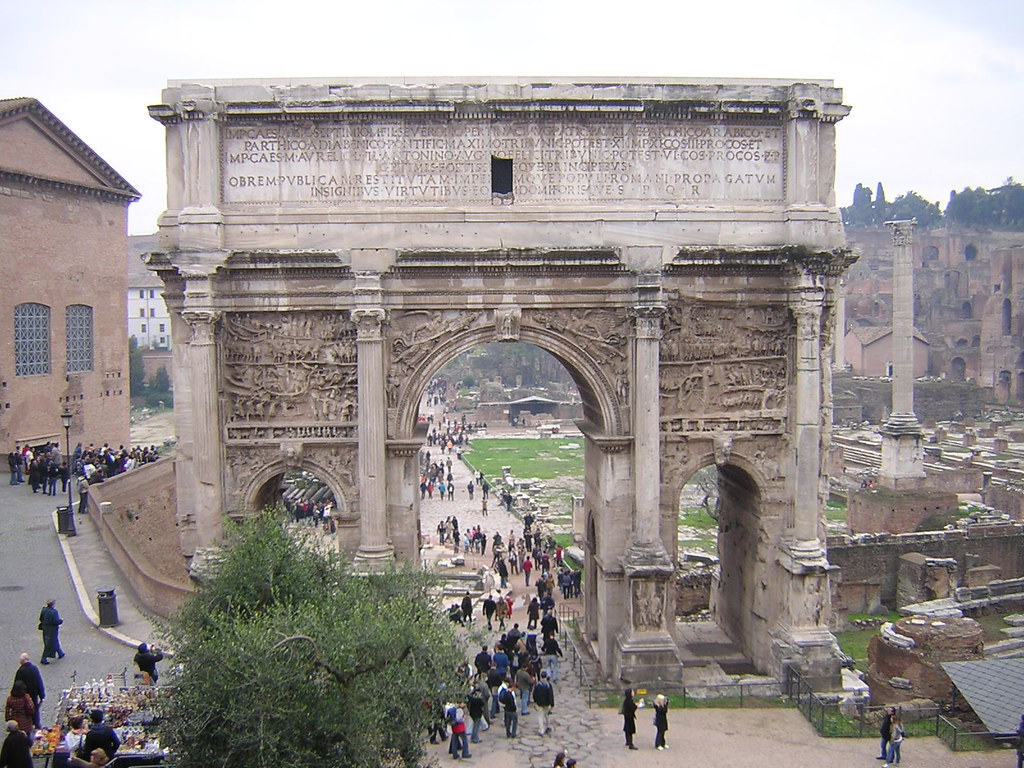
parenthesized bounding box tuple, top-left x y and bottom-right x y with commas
(788, 667, 1016, 751)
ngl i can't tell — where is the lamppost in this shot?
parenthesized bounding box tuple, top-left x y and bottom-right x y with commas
(61, 409, 76, 535)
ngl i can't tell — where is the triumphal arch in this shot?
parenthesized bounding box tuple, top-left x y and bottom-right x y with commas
(147, 78, 852, 684)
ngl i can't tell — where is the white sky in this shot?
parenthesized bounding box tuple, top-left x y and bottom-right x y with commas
(3, 0, 1022, 235)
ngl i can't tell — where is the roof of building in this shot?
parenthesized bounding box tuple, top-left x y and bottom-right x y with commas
(847, 325, 930, 346)
(127, 234, 162, 287)
(941, 658, 1024, 734)
(0, 97, 140, 201)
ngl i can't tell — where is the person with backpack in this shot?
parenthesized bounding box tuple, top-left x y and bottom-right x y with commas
(533, 670, 555, 736)
(446, 700, 470, 760)
(498, 679, 518, 738)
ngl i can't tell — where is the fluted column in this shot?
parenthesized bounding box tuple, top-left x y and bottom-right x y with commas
(791, 299, 824, 555)
(631, 304, 665, 545)
(833, 278, 847, 371)
(182, 310, 223, 546)
(353, 307, 394, 565)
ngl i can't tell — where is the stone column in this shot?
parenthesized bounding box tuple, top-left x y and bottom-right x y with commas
(788, 298, 826, 559)
(879, 220, 925, 488)
(613, 281, 683, 683)
(631, 302, 664, 543)
(353, 307, 394, 566)
(182, 309, 223, 547)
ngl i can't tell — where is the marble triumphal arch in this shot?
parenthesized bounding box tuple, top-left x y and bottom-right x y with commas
(147, 78, 853, 684)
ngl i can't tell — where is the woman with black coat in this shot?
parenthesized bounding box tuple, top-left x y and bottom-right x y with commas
(621, 688, 638, 749)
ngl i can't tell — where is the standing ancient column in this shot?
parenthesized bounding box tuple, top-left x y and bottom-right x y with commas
(182, 309, 224, 546)
(353, 307, 394, 565)
(631, 303, 665, 545)
(879, 220, 925, 487)
(833, 278, 847, 371)
(790, 299, 825, 556)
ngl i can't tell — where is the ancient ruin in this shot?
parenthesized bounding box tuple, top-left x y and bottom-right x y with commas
(147, 77, 853, 684)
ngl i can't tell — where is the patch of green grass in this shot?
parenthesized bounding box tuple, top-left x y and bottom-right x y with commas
(464, 438, 583, 482)
(825, 499, 848, 522)
(834, 627, 876, 670)
(972, 612, 1011, 643)
(680, 506, 717, 529)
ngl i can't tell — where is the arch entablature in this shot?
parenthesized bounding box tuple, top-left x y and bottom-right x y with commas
(387, 308, 629, 439)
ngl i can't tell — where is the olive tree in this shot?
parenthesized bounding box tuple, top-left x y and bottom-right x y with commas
(160, 511, 463, 768)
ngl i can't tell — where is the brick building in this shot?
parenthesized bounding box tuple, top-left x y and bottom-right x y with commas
(844, 227, 1024, 403)
(0, 98, 138, 450)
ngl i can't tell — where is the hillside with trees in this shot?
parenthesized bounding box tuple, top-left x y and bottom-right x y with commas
(842, 179, 1024, 230)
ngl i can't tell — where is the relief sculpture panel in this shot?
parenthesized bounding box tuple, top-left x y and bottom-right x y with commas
(221, 312, 358, 439)
(660, 304, 791, 435)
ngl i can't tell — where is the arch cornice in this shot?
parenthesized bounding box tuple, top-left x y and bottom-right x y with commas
(389, 316, 627, 438)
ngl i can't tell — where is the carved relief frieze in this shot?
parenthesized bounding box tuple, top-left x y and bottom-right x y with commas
(220, 311, 357, 428)
(387, 310, 484, 410)
(660, 303, 791, 436)
(224, 444, 280, 504)
(631, 579, 666, 631)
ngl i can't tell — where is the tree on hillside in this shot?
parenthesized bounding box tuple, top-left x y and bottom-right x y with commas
(874, 182, 888, 225)
(946, 180, 1024, 230)
(885, 191, 943, 228)
(160, 511, 464, 768)
(842, 183, 875, 227)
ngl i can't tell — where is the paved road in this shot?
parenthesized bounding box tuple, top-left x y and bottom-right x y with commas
(0, 479, 139, 727)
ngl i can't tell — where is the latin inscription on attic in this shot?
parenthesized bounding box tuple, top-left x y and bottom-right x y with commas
(221, 120, 783, 205)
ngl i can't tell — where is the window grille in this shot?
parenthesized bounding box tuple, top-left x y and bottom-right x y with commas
(14, 303, 50, 376)
(66, 304, 93, 373)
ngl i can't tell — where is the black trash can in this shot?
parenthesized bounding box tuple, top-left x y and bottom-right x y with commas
(97, 587, 119, 627)
(56, 505, 76, 536)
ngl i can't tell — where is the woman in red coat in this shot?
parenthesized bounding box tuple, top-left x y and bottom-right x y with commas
(4, 681, 35, 735)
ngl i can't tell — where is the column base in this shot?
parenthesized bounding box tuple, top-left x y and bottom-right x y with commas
(353, 545, 395, 571)
(614, 631, 684, 685)
(778, 539, 828, 574)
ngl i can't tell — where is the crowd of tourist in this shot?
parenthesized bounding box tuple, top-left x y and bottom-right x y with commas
(7, 442, 162, 509)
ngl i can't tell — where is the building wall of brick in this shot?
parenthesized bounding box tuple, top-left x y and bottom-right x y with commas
(0, 105, 134, 451)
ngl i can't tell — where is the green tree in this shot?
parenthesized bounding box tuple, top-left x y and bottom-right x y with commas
(128, 336, 146, 398)
(161, 511, 463, 768)
(145, 366, 173, 408)
(886, 191, 943, 228)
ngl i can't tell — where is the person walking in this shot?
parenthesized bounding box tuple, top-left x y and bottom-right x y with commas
(533, 670, 555, 736)
(499, 680, 518, 739)
(446, 700, 470, 760)
(0, 720, 32, 768)
(652, 693, 669, 750)
(877, 706, 894, 760)
(621, 688, 639, 749)
(522, 555, 533, 586)
(38, 600, 64, 665)
(467, 685, 487, 745)
(1015, 713, 1024, 768)
(884, 713, 904, 767)
(13, 655, 44, 730)
(133, 644, 164, 684)
(541, 634, 563, 683)
(515, 665, 534, 717)
(4, 682, 34, 736)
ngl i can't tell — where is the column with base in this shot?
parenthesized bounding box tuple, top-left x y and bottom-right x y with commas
(879, 219, 925, 489)
(614, 295, 683, 683)
(773, 297, 840, 691)
(353, 308, 394, 567)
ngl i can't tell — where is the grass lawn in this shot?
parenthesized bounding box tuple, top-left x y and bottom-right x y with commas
(463, 437, 584, 516)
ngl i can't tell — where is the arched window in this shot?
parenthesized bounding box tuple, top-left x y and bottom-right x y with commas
(66, 304, 93, 373)
(14, 303, 50, 376)
(1003, 299, 1013, 336)
(961, 301, 973, 319)
(965, 244, 977, 261)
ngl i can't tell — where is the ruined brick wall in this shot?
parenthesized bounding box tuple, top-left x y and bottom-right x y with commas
(985, 483, 1024, 520)
(848, 486, 958, 534)
(827, 526, 1024, 610)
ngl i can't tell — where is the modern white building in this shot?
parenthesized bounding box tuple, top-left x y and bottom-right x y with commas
(127, 233, 171, 349)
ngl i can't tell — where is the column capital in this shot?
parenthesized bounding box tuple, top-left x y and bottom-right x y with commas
(886, 218, 916, 246)
(352, 308, 386, 341)
(181, 310, 220, 344)
(629, 304, 666, 340)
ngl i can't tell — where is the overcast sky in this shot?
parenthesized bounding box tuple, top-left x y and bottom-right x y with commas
(4, 0, 1021, 235)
